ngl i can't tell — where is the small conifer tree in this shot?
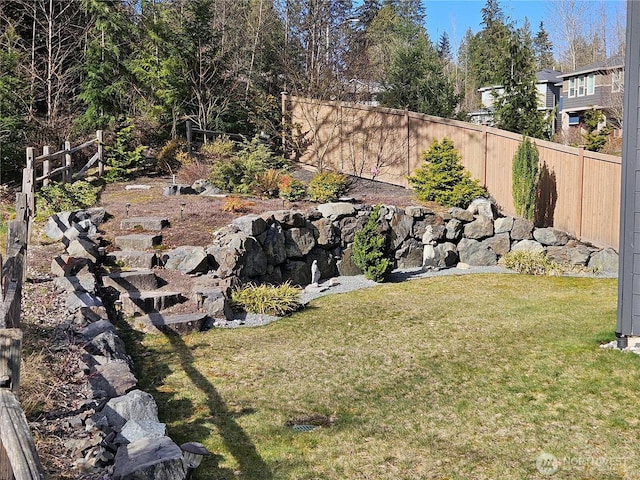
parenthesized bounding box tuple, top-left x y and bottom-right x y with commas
(352, 205, 393, 282)
(408, 138, 486, 208)
(512, 137, 539, 220)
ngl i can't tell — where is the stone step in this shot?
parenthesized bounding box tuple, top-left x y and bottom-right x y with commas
(129, 312, 208, 335)
(120, 290, 183, 315)
(102, 269, 159, 293)
(105, 250, 158, 269)
(120, 217, 169, 231)
(114, 234, 162, 251)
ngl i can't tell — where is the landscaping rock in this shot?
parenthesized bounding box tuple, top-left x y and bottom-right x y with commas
(130, 312, 209, 335)
(66, 291, 103, 312)
(484, 232, 511, 256)
(390, 211, 413, 249)
(115, 420, 166, 445)
(120, 217, 169, 231)
(112, 436, 184, 480)
(103, 270, 159, 293)
(163, 184, 195, 196)
(449, 207, 475, 222)
(311, 217, 341, 249)
(120, 291, 184, 315)
(88, 360, 137, 399)
(105, 250, 157, 269)
(194, 288, 233, 320)
(161, 246, 209, 274)
(316, 202, 356, 221)
(434, 242, 459, 268)
(232, 214, 268, 237)
(511, 239, 545, 254)
(54, 273, 97, 294)
(445, 218, 463, 241)
(588, 248, 619, 274)
(269, 210, 307, 228)
(494, 216, 515, 234)
(66, 237, 100, 263)
(115, 234, 162, 251)
(285, 227, 316, 258)
(84, 331, 131, 365)
(467, 197, 496, 219)
(395, 238, 424, 269)
(99, 389, 159, 429)
(51, 255, 93, 277)
(546, 244, 592, 266)
(511, 218, 534, 240)
(338, 246, 362, 276)
(257, 223, 287, 266)
(464, 215, 494, 240)
(281, 259, 311, 286)
(457, 238, 497, 266)
(533, 227, 570, 246)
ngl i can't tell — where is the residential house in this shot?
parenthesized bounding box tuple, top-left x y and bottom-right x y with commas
(469, 69, 563, 132)
(557, 56, 624, 137)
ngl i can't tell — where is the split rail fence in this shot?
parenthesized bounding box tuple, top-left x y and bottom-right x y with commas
(1, 131, 105, 479)
(284, 94, 622, 249)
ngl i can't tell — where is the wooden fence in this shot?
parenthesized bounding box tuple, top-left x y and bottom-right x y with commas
(284, 94, 622, 249)
(0, 190, 46, 479)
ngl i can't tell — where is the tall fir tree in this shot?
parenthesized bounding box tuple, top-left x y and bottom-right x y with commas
(533, 21, 555, 70)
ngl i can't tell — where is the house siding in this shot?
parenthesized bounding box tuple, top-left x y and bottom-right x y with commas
(561, 80, 607, 111)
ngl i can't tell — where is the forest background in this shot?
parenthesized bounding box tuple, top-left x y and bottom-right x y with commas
(0, 0, 627, 184)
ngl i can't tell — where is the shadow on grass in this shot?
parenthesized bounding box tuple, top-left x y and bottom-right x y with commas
(162, 330, 273, 480)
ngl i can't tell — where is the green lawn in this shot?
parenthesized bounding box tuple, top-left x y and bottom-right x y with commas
(135, 274, 640, 480)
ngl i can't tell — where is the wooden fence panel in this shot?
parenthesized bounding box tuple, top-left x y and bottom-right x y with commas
(287, 95, 623, 248)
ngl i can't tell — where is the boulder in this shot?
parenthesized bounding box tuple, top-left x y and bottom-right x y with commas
(162, 246, 209, 274)
(284, 227, 316, 258)
(80, 320, 116, 340)
(112, 436, 185, 480)
(511, 218, 534, 240)
(53, 273, 96, 294)
(66, 291, 103, 313)
(131, 312, 209, 335)
(389, 211, 413, 249)
(66, 237, 100, 263)
(467, 197, 496, 219)
(457, 238, 497, 266)
(546, 244, 592, 266)
(88, 360, 137, 399)
(445, 218, 463, 241)
(306, 248, 339, 280)
(533, 227, 570, 246)
(163, 184, 195, 196)
(281, 259, 311, 286)
(120, 217, 169, 231)
(463, 215, 494, 240)
(115, 234, 162, 251)
(115, 420, 167, 445)
(191, 179, 212, 193)
(405, 206, 435, 218)
(105, 250, 157, 269)
(84, 331, 131, 365)
(79, 207, 108, 226)
(434, 242, 459, 268)
(51, 255, 93, 277)
(448, 207, 475, 222)
(232, 215, 268, 237)
(588, 248, 619, 274)
(316, 202, 356, 221)
(103, 270, 159, 293)
(494, 216, 515, 234)
(338, 246, 363, 276)
(257, 223, 287, 266)
(99, 389, 159, 429)
(412, 214, 445, 239)
(207, 245, 241, 278)
(511, 239, 545, 254)
(196, 288, 234, 320)
(311, 218, 341, 249)
(339, 216, 367, 245)
(484, 232, 511, 256)
(268, 210, 307, 228)
(395, 238, 423, 269)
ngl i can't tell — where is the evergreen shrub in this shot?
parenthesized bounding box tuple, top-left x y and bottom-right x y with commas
(307, 171, 349, 203)
(36, 181, 100, 219)
(352, 205, 393, 282)
(512, 137, 539, 221)
(408, 138, 485, 208)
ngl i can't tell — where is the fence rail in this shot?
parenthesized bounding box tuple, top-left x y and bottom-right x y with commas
(284, 94, 622, 249)
(0, 187, 45, 479)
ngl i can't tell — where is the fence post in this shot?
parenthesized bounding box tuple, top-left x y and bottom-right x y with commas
(42, 146, 50, 187)
(186, 120, 193, 154)
(576, 147, 585, 239)
(97, 130, 104, 177)
(405, 110, 410, 176)
(23, 148, 35, 216)
(482, 126, 489, 187)
(0, 330, 22, 395)
(64, 140, 72, 183)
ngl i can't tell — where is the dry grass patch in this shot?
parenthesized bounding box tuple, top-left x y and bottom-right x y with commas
(133, 274, 640, 480)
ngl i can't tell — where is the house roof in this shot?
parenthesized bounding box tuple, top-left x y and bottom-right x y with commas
(536, 69, 563, 83)
(559, 56, 625, 78)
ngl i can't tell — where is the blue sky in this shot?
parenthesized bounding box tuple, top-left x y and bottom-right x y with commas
(423, 0, 626, 58)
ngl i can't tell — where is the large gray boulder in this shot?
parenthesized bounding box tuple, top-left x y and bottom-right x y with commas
(588, 248, 619, 274)
(162, 246, 209, 274)
(257, 223, 287, 266)
(448, 207, 475, 222)
(464, 215, 494, 240)
(546, 244, 592, 266)
(494, 216, 515, 234)
(511, 239, 545, 254)
(467, 197, 495, 219)
(112, 436, 185, 480)
(88, 360, 137, 399)
(66, 237, 100, 263)
(395, 238, 423, 269)
(511, 218, 534, 240)
(434, 242, 459, 268)
(533, 227, 570, 246)
(484, 232, 511, 256)
(338, 246, 363, 276)
(457, 238, 497, 266)
(285, 227, 316, 258)
(445, 218, 463, 241)
(390, 211, 413, 250)
(281, 259, 311, 286)
(268, 210, 307, 228)
(100, 389, 159, 429)
(311, 218, 341, 249)
(115, 234, 162, 251)
(232, 214, 268, 237)
(115, 420, 167, 445)
(316, 202, 355, 221)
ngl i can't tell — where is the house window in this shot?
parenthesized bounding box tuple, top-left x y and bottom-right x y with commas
(568, 114, 580, 126)
(578, 76, 585, 96)
(569, 78, 575, 98)
(612, 70, 624, 93)
(587, 74, 595, 95)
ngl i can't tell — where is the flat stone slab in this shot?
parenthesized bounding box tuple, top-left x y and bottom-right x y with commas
(112, 436, 184, 480)
(103, 269, 159, 293)
(105, 250, 157, 269)
(114, 234, 162, 251)
(120, 217, 169, 231)
(129, 312, 208, 335)
(120, 290, 184, 315)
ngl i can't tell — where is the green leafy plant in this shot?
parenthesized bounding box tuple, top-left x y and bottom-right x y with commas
(501, 250, 561, 276)
(408, 138, 486, 208)
(35, 181, 100, 219)
(352, 205, 393, 282)
(231, 282, 302, 316)
(103, 117, 147, 183)
(278, 175, 307, 201)
(199, 137, 235, 164)
(512, 137, 539, 221)
(308, 171, 349, 203)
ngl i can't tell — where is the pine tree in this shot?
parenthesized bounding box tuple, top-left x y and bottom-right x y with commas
(533, 21, 554, 69)
(512, 137, 539, 220)
(437, 32, 452, 61)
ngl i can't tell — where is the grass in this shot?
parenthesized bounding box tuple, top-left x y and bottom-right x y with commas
(133, 274, 640, 480)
